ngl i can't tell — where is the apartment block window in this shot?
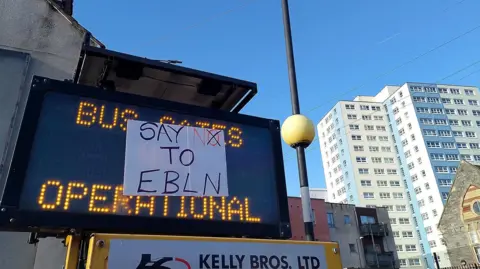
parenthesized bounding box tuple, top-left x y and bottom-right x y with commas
(473, 110, 480, 116)
(451, 167, 458, 174)
(435, 119, 447, 125)
(365, 125, 374, 131)
(462, 155, 472, 161)
(345, 104, 355, 110)
(381, 146, 391, 152)
(439, 130, 452, 137)
(420, 118, 434, 125)
(427, 141, 441, 148)
(358, 168, 369, 174)
(372, 106, 381, 111)
(396, 205, 407, 212)
(439, 179, 453, 186)
(435, 166, 449, 173)
(430, 153, 445, 160)
(442, 192, 449, 199)
(362, 115, 372, 120)
(379, 136, 389, 141)
(356, 157, 367, 163)
(433, 209, 438, 216)
(425, 226, 432, 233)
(402, 231, 414, 238)
(374, 169, 385, 175)
(387, 169, 397, 175)
(396, 118, 402, 125)
(376, 126, 386, 131)
(451, 88, 460, 94)
(443, 142, 456, 149)
(349, 124, 359, 130)
(344, 215, 351, 224)
(446, 108, 456, 115)
(374, 115, 383, 120)
(351, 135, 362, 140)
(453, 131, 464, 137)
(414, 187, 422, 194)
(409, 259, 421, 266)
(393, 192, 403, 199)
(421, 213, 429, 220)
(380, 192, 391, 199)
(431, 108, 443, 114)
(377, 180, 388, 187)
(428, 196, 434, 203)
(361, 180, 371, 186)
(418, 199, 425, 207)
(363, 192, 374, 199)
(462, 120, 472, 126)
(399, 218, 410, 224)
(454, 99, 464, 105)
(390, 180, 400, 187)
(384, 157, 394, 163)
(457, 143, 468, 149)
(458, 109, 468, 115)
(347, 114, 357, 119)
(393, 231, 400, 237)
(390, 218, 397, 224)
(402, 139, 408, 146)
(416, 107, 429, 113)
(360, 105, 370, 110)
(413, 96, 426, 102)
(369, 146, 379, 152)
(367, 135, 376, 141)
(353, 145, 364, 151)
(406, 245, 417, 252)
(327, 212, 335, 228)
(396, 245, 403, 252)
(408, 162, 415, 169)
(466, 89, 475, 95)
(372, 157, 382, 163)
(471, 143, 480, 149)
(423, 129, 436, 136)
(442, 98, 451, 104)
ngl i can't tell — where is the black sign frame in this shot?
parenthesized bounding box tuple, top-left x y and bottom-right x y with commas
(0, 76, 291, 239)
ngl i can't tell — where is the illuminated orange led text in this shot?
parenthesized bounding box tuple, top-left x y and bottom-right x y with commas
(37, 180, 261, 223)
(76, 101, 243, 148)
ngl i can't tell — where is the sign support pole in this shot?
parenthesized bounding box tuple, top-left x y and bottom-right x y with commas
(64, 235, 82, 269)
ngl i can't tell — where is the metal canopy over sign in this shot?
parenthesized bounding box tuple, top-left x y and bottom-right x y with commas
(0, 77, 290, 239)
(74, 46, 257, 113)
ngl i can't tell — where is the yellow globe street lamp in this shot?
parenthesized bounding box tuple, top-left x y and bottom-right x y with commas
(280, 0, 316, 241)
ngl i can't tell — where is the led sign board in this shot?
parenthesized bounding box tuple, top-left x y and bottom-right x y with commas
(0, 77, 290, 238)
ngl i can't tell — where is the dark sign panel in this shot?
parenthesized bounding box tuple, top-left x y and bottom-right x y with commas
(0, 77, 290, 238)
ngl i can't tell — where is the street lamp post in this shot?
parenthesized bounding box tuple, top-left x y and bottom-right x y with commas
(279, 0, 316, 241)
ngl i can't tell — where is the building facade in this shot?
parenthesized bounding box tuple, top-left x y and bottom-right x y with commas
(288, 197, 331, 241)
(438, 161, 480, 267)
(318, 83, 480, 268)
(289, 197, 398, 268)
(310, 188, 329, 200)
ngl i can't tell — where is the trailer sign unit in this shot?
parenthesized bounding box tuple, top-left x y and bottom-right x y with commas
(0, 77, 290, 238)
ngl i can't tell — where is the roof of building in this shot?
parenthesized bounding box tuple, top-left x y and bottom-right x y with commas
(45, 0, 104, 47)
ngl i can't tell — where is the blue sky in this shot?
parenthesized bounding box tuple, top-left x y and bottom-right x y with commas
(74, 0, 480, 196)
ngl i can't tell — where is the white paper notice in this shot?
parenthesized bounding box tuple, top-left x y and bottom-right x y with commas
(123, 120, 229, 197)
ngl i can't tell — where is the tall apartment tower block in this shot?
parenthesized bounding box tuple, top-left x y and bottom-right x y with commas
(318, 83, 480, 269)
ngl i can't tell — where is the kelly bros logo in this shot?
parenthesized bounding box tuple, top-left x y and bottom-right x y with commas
(136, 254, 191, 269)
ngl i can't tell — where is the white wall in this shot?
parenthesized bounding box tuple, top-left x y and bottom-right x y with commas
(0, 0, 96, 268)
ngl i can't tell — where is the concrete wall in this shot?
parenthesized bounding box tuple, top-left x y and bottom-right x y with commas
(325, 203, 365, 268)
(0, 0, 97, 268)
(288, 197, 330, 241)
